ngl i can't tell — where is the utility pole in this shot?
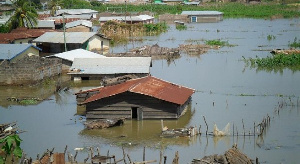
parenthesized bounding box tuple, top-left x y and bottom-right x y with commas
(63, 13, 67, 52)
(125, 1, 127, 23)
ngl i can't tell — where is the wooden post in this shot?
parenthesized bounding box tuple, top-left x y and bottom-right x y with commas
(159, 150, 163, 164)
(242, 119, 245, 136)
(163, 156, 167, 164)
(97, 147, 100, 156)
(254, 122, 256, 136)
(203, 116, 208, 136)
(127, 154, 132, 163)
(161, 120, 164, 131)
(233, 122, 235, 136)
(64, 145, 68, 155)
(74, 151, 78, 162)
(122, 146, 127, 164)
(143, 147, 146, 161)
(172, 151, 179, 164)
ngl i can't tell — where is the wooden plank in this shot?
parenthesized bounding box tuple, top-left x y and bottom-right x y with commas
(53, 153, 65, 164)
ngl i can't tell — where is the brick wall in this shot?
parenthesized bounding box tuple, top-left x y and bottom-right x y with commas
(0, 56, 62, 85)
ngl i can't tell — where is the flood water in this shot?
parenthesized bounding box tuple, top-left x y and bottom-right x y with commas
(1, 18, 300, 163)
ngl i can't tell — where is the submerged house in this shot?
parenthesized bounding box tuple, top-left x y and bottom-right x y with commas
(33, 32, 110, 53)
(65, 20, 92, 32)
(46, 49, 106, 72)
(181, 11, 223, 23)
(68, 57, 151, 80)
(0, 44, 61, 85)
(76, 76, 195, 120)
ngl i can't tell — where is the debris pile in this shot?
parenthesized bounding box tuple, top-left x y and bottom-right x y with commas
(192, 144, 253, 164)
(85, 118, 125, 130)
(179, 44, 220, 56)
(101, 74, 139, 86)
(107, 44, 180, 60)
(0, 122, 22, 139)
(271, 49, 300, 55)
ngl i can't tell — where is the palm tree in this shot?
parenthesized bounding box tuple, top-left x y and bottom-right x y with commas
(6, 0, 38, 31)
(49, 0, 62, 16)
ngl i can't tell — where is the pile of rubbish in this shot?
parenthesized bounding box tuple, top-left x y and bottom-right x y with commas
(85, 118, 125, 130)
(0, 122, 21, 139)
(192, 144, 254, 164)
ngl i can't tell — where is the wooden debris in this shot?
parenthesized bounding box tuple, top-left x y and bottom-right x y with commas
(192, 144, 253, 164)
(85, 118, 125, 130)
(107, 44, 180, 60)
(0, 122, 23, 140)
(101, 74, 140, 86)
(271, 49, 300, 55)
(160, 120, 198, 138)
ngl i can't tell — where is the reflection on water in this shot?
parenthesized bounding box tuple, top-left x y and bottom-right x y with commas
(79, 105, 194, 148)
(0, 18, 299, 163)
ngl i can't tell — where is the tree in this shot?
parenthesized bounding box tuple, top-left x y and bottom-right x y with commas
(48, 0, 62, 16)
(0, 135, 23, 163)
(6, 0, 38, 31)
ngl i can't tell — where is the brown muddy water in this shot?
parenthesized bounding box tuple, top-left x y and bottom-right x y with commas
(1, 18, 300, 163)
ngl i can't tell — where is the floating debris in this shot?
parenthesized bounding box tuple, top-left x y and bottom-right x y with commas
(84, 118, 125, 130)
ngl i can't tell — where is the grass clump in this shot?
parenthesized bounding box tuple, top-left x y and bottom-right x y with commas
(289, 37, 300, 48)
(243, 53, 300, 72)
(175, 24, 187, 31)
(205, 39, 228, 46)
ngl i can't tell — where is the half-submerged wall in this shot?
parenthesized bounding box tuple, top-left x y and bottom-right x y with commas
(84, 91, 192, 120)
(0, 56, 62, 85)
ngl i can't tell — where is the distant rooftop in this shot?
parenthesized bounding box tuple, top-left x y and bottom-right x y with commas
(69, 57, 152, 75)
(181, 11, 223, 15)
(33, 32, 97, 44)
(65, 20, 92, 29)
(0, 44, 41, 60)
(47, 49, 105, 62)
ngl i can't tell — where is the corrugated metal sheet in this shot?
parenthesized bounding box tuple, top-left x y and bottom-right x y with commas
(99, 15, 154, 22)
(33, 32, 97, 44)
(79, 76, 195, 105)
(56, 9, 98, 16)
(69, 57, 151, 74)
(37, 20, 55, 29)
(0, 44, 41, 60)
(181, 11, 223, 16)
(65, 20, 92, 29)
(47, 49, 105, 62)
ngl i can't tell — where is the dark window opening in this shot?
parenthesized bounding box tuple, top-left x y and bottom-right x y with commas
(81, 77, 90, 80)
(132, 107, 137, 119)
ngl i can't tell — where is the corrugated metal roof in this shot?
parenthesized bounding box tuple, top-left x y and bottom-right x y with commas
(65, 20, 92, 29)
(33, 32, 97, 44)
(47, 49, 106, 62)
(0, 44, 41, 60)
(181, 11, 223, 15)
(69, 57, 151, 74)
(56, 9, 98, 16)
(99, 15, 154, 22)
(78, 76, 195, 105)
(37, 20, 55, 29)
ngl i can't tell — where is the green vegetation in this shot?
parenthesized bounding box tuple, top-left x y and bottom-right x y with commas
(0, 135, 23, 163)
(175, 24, 187, 31)
(19, 99, 39, 105)
(64, 2, 300, 19)
(5, 0, 38, 31)
(289, 37, 300, 48)
(267, 34, 276, 41)
(144, 22, 168, 34)
(205, 39, 228, 46)
(243, 53, 300, 72)
(101, 21, 168, 45)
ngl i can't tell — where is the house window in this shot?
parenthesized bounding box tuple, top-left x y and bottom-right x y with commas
(191, 16, 197, 23)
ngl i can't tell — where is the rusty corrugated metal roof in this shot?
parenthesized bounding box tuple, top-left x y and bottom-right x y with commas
(78, 76, 195, 105)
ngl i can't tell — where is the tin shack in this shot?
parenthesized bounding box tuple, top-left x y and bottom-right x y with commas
(76, 76, 195, 120)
